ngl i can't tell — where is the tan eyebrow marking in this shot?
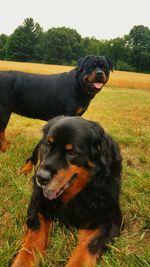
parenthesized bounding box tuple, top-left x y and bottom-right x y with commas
(65, 144, 73, 150)
(48, 136, 54, 143)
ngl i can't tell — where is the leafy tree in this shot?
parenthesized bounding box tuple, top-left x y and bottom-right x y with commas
(83, 37, 100, 56)
(116, 60, 135, 72)
(127, 25, 150, 72)
(96, 37, 129, 70)
(0, 34, 8, 59)
(43, 27, 84, 65)
(109, 38, 128, 64)
(6, 18, 43, 62)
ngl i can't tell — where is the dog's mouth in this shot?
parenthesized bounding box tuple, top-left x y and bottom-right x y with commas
(83, 71, 107, 92)
(86, 79, 104, 91)
(42, 174, 77, 200)
(91, 82, 104, 90)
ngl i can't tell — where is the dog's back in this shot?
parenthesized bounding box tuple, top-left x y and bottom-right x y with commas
(0, 70, 80, 119)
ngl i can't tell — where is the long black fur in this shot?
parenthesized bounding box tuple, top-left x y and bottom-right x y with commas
(27, 116, 122, 256)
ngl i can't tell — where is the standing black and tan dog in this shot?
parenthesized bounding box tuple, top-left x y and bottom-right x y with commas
(11, 116, 122, 267)
(0, 55, 113, 152)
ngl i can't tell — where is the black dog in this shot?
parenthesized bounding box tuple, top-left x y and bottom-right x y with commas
(12, 116, 122, 267)
(0, 55, 112, 152)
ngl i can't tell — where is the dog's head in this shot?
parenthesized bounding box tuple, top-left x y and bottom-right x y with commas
(35, 116, 121, 202)
(77, 55, 113, 94)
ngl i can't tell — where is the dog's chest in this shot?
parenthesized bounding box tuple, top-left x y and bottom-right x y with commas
(54, 194, 99, 229)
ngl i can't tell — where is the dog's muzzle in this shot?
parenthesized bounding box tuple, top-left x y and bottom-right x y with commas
(36, 169, 51, 187)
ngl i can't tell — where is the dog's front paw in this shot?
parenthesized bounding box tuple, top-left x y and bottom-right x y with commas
(11, 248, 36, 267)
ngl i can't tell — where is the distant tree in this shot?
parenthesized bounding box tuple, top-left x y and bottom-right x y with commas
(6, 18, 43, 62)
(108, 38, 128, 64)
(43, 27, 84, 65)
(83, 37, 100, 56)
(127, 25, 150, 73)
(95, 37, 129, 70)
(0, 34, 8, 59)
(116, 60, 135, 72)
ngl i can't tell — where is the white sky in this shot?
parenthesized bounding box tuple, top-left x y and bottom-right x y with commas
(0, 0, 150, 40)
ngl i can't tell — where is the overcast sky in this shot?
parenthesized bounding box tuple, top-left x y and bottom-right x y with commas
(0, 0, 150, 40)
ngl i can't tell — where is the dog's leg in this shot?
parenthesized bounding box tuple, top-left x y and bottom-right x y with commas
(11, 214, 52, 267)
(66, 218, 121, 267)
(0, 112, 11, 152)
(20, 141, 41, 175)
(66, 229, 99, 267)
(0, 130, 9, 152)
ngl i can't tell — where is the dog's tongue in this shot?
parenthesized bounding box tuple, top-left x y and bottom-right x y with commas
(93, 83, 103, 90)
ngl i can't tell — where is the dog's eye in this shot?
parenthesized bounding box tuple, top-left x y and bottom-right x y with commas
(69, 151, 77, 156)
(100, 65, 108, 73)
(102, 66, 108, 72)
(92, 63, 97, 68)
(88, 67, 93, 73)
(67, 150, 77, 156)
(66, 150, 78, 160)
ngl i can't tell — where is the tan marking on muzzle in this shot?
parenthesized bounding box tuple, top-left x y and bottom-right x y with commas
(44, 164, 90, 202)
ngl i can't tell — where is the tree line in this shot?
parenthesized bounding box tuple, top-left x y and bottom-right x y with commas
(0, 18, 150, 73)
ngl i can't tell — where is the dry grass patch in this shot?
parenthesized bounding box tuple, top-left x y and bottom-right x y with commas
(0, 60, 72, 75)
(108, 70, 150, 90)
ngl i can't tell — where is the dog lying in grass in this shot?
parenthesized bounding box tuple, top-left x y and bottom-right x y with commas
(12, 116, 122, 267)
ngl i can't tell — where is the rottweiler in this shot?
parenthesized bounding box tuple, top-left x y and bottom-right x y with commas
(0, 55, 113, 152)
(11, 116, 122, 267)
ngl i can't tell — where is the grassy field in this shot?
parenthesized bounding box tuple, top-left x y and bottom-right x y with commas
(0, 61, 150, 266)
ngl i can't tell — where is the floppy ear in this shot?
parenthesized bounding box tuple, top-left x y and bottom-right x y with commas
(90, 122, 112, 165)
(77, 55, 92, 71)
(106, 57, 113, 72)
(77, 57, 84, 70)
(89, 121, 122, 179)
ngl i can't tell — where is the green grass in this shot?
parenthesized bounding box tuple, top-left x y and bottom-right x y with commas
(0, 87, 150, 266)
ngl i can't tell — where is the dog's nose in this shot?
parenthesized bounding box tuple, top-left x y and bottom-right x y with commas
(96, 70, 103, 76)
(36, 169, 51, 186)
